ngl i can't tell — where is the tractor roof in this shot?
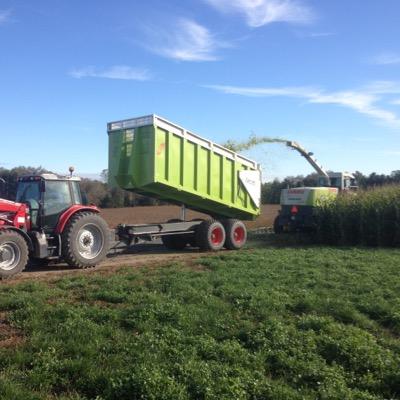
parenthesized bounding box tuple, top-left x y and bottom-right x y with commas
(18, 174, 81, 182)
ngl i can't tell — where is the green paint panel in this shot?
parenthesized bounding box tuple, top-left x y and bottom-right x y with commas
(108, 115, 261, 220)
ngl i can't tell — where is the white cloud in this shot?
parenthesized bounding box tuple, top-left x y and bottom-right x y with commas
(206, 82, 400, 128)
(304, 32, 334, 38)
(392, 99, 400, 106)
(204, 0, 314, 27)
(364, 80, 400, 94)
(0, 10, 11, 25)
(69, 65, 151, 81)
(371, 52, 400, 65)
(146, 18, 224, 61)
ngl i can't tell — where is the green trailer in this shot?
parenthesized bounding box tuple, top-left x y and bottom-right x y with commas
(107, 114, 261, 251)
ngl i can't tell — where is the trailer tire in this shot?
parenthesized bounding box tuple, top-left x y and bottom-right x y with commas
(196, 220, 226, 251)
(62, 212, 110, 269)
(0, 230, 29, 279)
(161, 219, 189, 250)
(161, 235, 188, 250)
(222, 219, 247, 250)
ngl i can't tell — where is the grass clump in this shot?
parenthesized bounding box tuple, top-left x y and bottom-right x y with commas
(0, 247, 399, 399)
(316, 185, 400, 246)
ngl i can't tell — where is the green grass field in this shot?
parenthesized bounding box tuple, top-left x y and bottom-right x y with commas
(0, 242, 400, 399)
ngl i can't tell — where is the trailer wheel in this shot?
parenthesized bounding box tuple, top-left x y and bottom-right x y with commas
(62, 212, 110, 268)
(196, 220, 226, 251)
(222, 219, 247, 250)
(161, 235, 188, 250)
(0, 230, 29, 279)
(161, 219, 188, 250)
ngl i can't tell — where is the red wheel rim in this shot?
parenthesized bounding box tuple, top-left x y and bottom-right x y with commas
(211, 226, 224, 245)
(233, 226, 245, 244)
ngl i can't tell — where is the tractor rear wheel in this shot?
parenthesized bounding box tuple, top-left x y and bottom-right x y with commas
(62, 212, 110, 269)
(222, 219, 247, 250)
(196, 220, 226, 251)
(0, 230, 29, 279)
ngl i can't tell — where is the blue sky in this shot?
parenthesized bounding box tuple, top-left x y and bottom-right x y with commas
(1, 0, 400, 181)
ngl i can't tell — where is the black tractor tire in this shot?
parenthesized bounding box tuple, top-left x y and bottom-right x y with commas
(273, 216, 283, 234)
(196, 220, 226, 251)
(0, 230, 29, 279)
(161, 219, 188, 250)
(222, 219, 247, 250)
(62, 212, 110, 269)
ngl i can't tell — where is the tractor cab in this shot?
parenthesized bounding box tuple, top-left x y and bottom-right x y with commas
(16, 174, 86, 232)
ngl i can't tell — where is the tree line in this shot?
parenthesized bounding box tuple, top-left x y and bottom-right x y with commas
(1, 166, 399, 207)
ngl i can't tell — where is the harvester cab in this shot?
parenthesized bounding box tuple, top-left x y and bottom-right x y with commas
(0, 173, 110, 279)
(328, 172, 358, 192)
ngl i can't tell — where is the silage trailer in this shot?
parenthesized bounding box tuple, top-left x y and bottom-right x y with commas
(108, 114, 262, 253)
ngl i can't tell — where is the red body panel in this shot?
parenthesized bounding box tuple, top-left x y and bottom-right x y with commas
(55, 205, 99, 234)
(0, 198, 30, 230)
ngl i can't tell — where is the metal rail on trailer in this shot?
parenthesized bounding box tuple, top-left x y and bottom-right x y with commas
(113, 220, 203, 248)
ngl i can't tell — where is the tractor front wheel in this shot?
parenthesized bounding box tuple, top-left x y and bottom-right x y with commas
(62, 212, 110, 269)
(0, 230, 29, 279)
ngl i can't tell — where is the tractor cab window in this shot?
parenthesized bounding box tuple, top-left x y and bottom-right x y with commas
(16, 181, 41, 206)
(43, 181, 72, 217)
(71, 181, 82, 204)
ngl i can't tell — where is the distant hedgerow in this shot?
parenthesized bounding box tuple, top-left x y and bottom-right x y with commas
(315, 185, 400, 246)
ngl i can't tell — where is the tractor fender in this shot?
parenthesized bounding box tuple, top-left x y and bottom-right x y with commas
(55, 205, 100, 234)
(0, 226, 33, 251)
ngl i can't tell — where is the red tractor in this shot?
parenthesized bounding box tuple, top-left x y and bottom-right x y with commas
(0, 174, 110, 279)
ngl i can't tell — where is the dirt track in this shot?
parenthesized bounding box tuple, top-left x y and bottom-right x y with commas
(3, 205, 279, 283)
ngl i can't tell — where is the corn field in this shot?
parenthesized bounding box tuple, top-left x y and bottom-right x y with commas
(315, 185, 400, 246)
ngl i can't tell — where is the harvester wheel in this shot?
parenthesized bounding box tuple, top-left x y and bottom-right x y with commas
(273, 216, 283, 234)
(0, 230, 29, 279)
(161, 219, 188, 250)
(196, 220, 226, 251)
(62, 212, 110, 269)
(222, 219, 247, 250)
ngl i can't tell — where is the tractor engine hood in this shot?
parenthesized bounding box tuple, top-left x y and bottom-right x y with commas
(0, 198, 23, 212)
